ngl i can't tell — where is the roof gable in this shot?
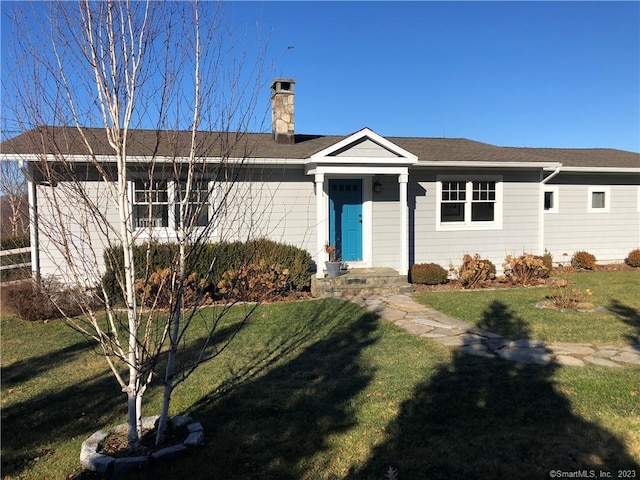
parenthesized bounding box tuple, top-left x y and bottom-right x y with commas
(309, 128, 418, 165)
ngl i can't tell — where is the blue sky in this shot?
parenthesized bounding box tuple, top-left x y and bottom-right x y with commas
(229, 1, 639, 152)
(2, 2, 639, 153)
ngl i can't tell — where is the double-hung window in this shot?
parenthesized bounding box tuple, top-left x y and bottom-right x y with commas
(437, 176, 502, 229)
(131, 179, 215, 233)
(133, 180, 169, 228)
(175, 180, 211, 228)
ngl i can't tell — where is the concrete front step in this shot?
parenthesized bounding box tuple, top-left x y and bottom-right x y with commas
(311, 268, 413, 298)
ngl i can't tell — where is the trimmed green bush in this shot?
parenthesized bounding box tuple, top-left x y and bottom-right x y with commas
(410, 263, 448, 285)
(625, 248, 640, 268)
(102, 239, 313, 303)
(571, 251, 596, 270)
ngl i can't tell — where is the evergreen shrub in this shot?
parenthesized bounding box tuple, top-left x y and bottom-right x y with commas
(410, 263, 448, 285)
(625, 248, 640, 268)
(571, 251, 596, 270)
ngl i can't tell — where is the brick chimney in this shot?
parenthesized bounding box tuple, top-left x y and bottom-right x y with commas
(271, 78, 295, 144)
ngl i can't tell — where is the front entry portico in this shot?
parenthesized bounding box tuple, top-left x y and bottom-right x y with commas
(305, 128, 418, 278)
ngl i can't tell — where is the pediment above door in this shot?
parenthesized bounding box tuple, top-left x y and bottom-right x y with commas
(306, 127, 418, 169)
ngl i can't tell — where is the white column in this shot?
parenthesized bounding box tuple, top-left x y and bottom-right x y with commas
(398, 173, 409, 276)
(26, 173, 40, 279)
(315, 173, 326, 278)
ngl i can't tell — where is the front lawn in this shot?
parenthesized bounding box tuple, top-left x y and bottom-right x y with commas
(414, 271, 640, 344)
(1, 297, 639, 479)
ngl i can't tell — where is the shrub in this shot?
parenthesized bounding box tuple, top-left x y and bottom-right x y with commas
(625, 248, 640, 268)
(410, 263, 448, 285)
(217, 260, 290, 302)
(571, 251, 596, 270)
(549, 279, 594, 310)
(542, 249, 553, 276)
(102, 239, 313, 303)
(135, 268, 210, 308)
(454, 254, 495, 289)
(503, 253, 549, 286)
(1, 277, 87, 321)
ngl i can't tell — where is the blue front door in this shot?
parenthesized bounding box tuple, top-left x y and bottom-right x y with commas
(329, 179, 363, 262)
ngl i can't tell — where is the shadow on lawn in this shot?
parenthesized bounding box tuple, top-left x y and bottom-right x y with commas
(348, 300, 639, 480)
(0, 311, 251, 478)
(2, 338, 95, 388)
(607, 299, 640, 346)
(1, 370, 122, 476)
(124, 299, 380, 480)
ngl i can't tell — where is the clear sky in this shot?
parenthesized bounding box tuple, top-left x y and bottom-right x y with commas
(2, 1, 639, 153)
(229, 1, 640, 153)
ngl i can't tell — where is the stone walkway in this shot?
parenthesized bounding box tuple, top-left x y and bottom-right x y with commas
(349, 293, 640, 367)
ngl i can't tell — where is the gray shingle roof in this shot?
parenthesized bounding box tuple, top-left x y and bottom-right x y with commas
(2, 126, 638, 169)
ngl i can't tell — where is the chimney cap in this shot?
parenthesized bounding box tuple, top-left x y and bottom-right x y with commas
(271, 78, 296, 95)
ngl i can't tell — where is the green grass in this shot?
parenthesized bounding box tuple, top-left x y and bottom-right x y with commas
(2, 297, 639, 479)
(414, 271, 640, 344)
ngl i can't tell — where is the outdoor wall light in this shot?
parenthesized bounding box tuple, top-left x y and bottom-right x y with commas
(373, 180, 383, 193)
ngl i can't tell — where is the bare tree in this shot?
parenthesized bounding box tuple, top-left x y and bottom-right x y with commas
(0, 161, 28, 237)
(2, 0, 271, 452)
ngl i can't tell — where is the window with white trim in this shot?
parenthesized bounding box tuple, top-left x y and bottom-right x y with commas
(133, 179, 169, 228)
(544, 186, 559, 213)
(588, 186, 610, 213)
(437, 176, 502, 229)
(131, 179, 215, 231)
(175, 180, 211, 228)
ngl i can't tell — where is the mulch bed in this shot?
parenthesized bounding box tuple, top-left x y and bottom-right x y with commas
(97, 422, 190, 458)
(412, 264, 636, 293)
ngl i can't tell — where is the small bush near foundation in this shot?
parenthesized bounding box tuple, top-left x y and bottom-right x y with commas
(410, 263, 448, 285)
(503, 253, 550, 286)
(217, 260, 290, 302)
(1, 277, 86, 321)
(453, 254, 496, 289)
(542, 250, 553, 275)
(571, 251, 596, 270)
(625, 248, 640, 268)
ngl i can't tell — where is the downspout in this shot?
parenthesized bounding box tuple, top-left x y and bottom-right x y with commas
(19, 160, 40, 281)
(542, 164, 562, 184)
(539, 163, 562, 257)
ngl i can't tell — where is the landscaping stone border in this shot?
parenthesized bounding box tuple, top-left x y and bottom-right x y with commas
(80, 415, 204, 476)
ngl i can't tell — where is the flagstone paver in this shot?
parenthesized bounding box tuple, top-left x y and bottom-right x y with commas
(351, 292, 639, 368)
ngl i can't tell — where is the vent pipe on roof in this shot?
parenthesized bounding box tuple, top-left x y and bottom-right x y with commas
(271, 78, 295, 144)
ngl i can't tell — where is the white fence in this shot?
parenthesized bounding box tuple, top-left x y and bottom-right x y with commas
(0, 247, 31, 272)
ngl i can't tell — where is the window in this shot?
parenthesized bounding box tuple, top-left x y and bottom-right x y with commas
(133, 180, 169, 228)
(437, 176, 502, 229)
(588, 186, 610, 213)
(131, 179, 214, 231)
(543, 186, 559, 213)
(175, 181, 211, 227)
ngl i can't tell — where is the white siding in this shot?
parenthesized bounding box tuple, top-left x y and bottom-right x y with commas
(543, 174, 640, 264)
(410, 170, 541, 273)
(371, 175, 402, 270)
(219, 166, 317, 255)
(36, 165, 316, 279)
